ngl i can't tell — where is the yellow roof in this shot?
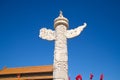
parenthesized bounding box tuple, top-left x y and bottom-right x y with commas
(0, 65, 53, 75)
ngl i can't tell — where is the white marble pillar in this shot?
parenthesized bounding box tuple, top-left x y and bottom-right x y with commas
(39, 11, 87, 80)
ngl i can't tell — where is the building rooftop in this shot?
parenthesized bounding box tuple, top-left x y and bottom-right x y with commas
(0, 65, 53, 75)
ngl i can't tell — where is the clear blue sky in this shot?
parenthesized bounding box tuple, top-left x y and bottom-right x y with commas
(0, 0, 120, 80)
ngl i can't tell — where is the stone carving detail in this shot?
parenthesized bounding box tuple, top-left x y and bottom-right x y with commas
(54, 25, 67, 61)
(39, 28, 55, 41)
(53, 60, 68, 80)
(66, 23, 87, 38)
(54, 61, 68, 72)
(39, 11, 87, 80)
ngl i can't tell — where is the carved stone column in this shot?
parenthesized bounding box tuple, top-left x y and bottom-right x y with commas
(39, 11, 87, 80)
(53, 11, 69, 80)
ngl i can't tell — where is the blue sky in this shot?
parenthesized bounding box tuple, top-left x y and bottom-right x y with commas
(0, 0, 120, 80)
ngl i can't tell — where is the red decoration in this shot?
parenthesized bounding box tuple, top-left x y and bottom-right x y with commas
(69, 76, 70, 80)
(76, 74, 82, 80)
(100, 74, 104, 80)
(90, 73, 94, 80)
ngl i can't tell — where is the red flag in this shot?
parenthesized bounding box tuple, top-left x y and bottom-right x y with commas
(69, 76, 70, 80)
(100, 74, 104, 80)
(76, 74, 82, 80)
(90, 73, 94, 80)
